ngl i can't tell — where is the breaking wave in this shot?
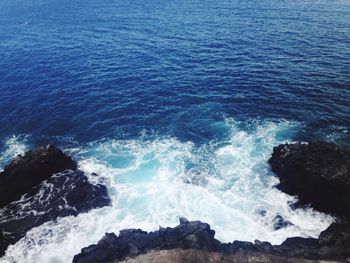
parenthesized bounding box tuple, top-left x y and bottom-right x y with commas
(2, 119, 333, 262)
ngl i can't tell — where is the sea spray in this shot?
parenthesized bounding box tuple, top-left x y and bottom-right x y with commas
(0, 136, 28, 171)
(2, 120, 333, 263)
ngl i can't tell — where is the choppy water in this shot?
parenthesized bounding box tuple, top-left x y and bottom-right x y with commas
(0, 0, 350, 262)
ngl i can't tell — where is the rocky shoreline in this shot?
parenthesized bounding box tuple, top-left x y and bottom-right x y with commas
(73, 218, 350, 263)
(1, 141, 350, 262)
(269, 141, 350, 218)
(74, 141, 350, 262)
(0, 145, 111, 257)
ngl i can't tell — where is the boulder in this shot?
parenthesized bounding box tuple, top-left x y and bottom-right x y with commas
(272, 215, 293, 230)
(0, 145, 77, 208)
(0, 145, 110, 257)
(0, 170, 110, 256)
(268, 141, 350, 217)
(73, 219, 221, 263)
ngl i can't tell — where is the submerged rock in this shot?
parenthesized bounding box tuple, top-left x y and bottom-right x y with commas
(0, 145, 110, 257)
(269, 141, 350, 218)
(272, 215, 293, 230)
(0, 145, 77, 208)
(73, 219, 350, 262)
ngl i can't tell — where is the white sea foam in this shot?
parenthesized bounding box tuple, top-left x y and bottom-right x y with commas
(0, 135, 28, 172)
(1, 120, 334, 263)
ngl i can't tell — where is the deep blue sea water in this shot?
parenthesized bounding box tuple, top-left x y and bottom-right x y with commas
(0, 0, 350, 261)
(1, 0, 350, 146)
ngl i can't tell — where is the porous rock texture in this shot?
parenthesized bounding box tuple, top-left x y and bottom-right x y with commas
(0, 145, 77, 208)
(269, 141, 350, 218)
(73, 218, 350, 263)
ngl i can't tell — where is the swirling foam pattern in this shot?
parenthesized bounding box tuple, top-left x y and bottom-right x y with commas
(0, 0, 349, 261)
(2, 120, 333, 262)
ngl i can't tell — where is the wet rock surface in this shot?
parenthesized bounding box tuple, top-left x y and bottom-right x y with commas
(269, 141, 350, 218)
(73, 219, 220, 263)
(0, 146, 110, 257)
(272, 215, 293, 230)
(0, 145, 77, 208)
(73, 219, 350, 263)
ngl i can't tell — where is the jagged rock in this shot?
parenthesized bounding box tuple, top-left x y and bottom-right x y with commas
(180, 217, 189, 224)
(0, 230, 7, 257)
(73, 219, 220, 263)
(0, 171, 110, 257)
(0, 146, 110, 257)
(0, 145, 77, 208)
(73, 219, 350, 262)
(270, 221, 350, 260)
(257, 209, 267, 217)
(269, 141, 350, 217)
(317, 222, 350, 259)
(272, 215, 293, 230)
(276, 237, 319, 258)
(254, 240, 274, 252)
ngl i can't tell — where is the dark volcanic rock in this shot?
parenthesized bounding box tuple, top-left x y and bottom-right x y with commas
(0, 230, 7, 257)
(269, 141, 350, 217)
(74, 219, 350, 263)
(0, 171, 110, 257)
(0, 146, 110, 257)
(73, 219, 221, 263)
(272, 215, 293, 230)
(316, 221, 350, 259)
(272, 221, 350, 260)
(0, 145, 77, 208)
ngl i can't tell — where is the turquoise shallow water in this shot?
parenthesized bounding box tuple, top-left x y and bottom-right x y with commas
(0, 0, 349, 261)
(0, 120, 335, 262)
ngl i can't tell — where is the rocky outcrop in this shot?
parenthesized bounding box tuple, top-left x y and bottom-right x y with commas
(73, 219, 350, 263)
(268, 141, 350, 218)
(0, 145, 110, 257)
(274, 221, 350, 259)
(272, 215, 293, 230)
(73, 218, 220, 263)
(0, 145, 77, 208)
(0, 231, 6, 259)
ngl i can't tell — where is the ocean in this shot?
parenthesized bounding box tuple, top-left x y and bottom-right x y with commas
(0, 0, 349, 261)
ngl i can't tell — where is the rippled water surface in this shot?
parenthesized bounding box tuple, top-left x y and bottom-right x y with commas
(0, 0, 350, 262)
(1, 0, 349, 144)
